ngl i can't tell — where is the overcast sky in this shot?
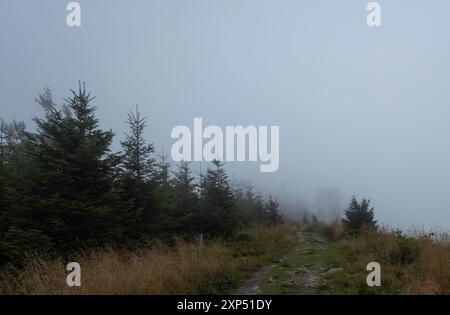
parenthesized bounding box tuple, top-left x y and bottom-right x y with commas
(1, 0, 450, 229)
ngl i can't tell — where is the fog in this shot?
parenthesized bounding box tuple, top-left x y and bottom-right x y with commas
(1, 1, 450, 229)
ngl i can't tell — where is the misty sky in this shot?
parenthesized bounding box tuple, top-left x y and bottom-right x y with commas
(1, 0, 450, 229)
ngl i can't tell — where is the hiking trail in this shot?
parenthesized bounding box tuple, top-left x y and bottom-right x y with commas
(234, 232, 343, 295)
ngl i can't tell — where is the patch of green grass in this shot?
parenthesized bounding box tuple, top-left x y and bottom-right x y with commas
(221, 225, 297, 294)
(260, 233, 345, 294)
(322, 233, 422, 295)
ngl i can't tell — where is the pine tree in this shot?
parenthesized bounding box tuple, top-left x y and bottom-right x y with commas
(0, 118, 8, 234)
(154, 149, 171, 190)
(18, 82, 122, 251)
(171, 161, 198, 237)
(120, 106, 154, 180)
(254, 193, 266, 223)
(342, 196, 377, 231)
(198, 160, 239, 238)
(232, 182, 256, 226)
(151, 150, 175, 238)
(0, 119, 33, 264)
(266, 195, 283, 224)
(117, 106, 156, 242)
(243, 184, 257, 223)
(0, 118, 5, 167)
(0, 118, 26, 165)
(34, 87, 56, 118)
(0, 118, 39, 265)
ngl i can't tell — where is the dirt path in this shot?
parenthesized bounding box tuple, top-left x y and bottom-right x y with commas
(234, 232, 342, 295)
(233, 264, 277, 295)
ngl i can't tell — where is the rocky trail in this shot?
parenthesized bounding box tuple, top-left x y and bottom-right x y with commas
(234, 232, 343, 295)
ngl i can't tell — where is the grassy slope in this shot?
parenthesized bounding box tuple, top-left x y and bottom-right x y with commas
(270, 225, 450, 294)
(0, 225, 296, 294)
(1, 223, 449, 295)
(324, 228, 450, 295)
(260, 232, 341, 294)
(260, 224, 450, 295)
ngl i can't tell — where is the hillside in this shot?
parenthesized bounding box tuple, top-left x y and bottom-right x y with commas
(1, 223, 449, 295)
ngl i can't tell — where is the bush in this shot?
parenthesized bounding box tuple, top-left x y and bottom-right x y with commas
(388, 236, 419, 266)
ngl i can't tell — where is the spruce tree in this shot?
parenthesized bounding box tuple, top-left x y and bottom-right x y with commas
(20, 82, 121, 251)
(266, 195, 283, 224)
(232, 183, 255, 226)
(342, 196, 377, 231)
(171, 161, 198, 236)
(154, 150, 171, 191)
(243, 184, 257, 223)
(0, 116, 52, 264)
(0, 118, 8, 235)
(0, 118, 26, 164)
(198, 160, 239, 238)
(254, 193, 266, 223)
(34, 87, 56, 119)
(151, 150, 175, 238)
(117, 106, 155, 242)
(120, 106, 154, 180)
(0, 118, 5, 166)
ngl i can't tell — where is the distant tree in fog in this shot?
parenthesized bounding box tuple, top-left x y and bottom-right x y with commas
(266, 195, 283, 224)
(342, 196, 377, 231)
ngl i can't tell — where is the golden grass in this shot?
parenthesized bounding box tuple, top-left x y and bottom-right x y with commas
(407, 239, 450, 294)
(0, 225, 295, 295)
(300, 220, 344, 241)
(318, 223, 450, 295)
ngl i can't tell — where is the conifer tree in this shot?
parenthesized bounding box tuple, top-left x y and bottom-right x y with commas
(198, 160, 239, 237)
(120, 106, 154, 180)
(0, 118, 6, 167)
(34, 87, 56, 118)
(254, 193, 266, 223)
(154, 149, 171, 190)
(19, 82, 121, 251)
(232, 183, 255, 226)
(151, 150, 175, 237)
(171, 161, 198, 236)
(342, 196, 377, 231)
(0, 118, 26, 164)
(266, 195, 283, 224)
(243, 184, 257, 223)
(0, 84, 290, 264)
(0, 118, 8, 234)
(0, 117, 47, 265)
(117, 106, 155, 241)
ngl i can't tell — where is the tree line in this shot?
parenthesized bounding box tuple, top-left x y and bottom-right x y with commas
(0, 83, 283, 265)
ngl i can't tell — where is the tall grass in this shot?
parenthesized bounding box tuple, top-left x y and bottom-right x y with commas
(300, 220, 344, 241)
(407, 238, 450, 294)
(0, 225, 295, 295)
(308, 221, 450, 295)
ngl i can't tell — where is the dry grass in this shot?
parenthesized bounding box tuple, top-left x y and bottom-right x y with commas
(320, 224, 450, 295)
(300, 220, 344, 241)
(0, 225, 295, 295)
(407, 238, 450, 294)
